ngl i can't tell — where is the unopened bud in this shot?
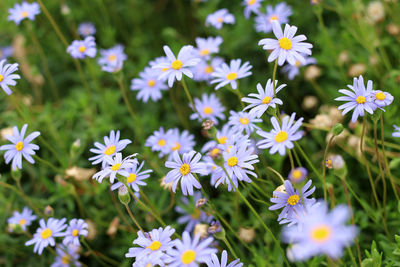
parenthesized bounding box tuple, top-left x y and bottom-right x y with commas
(202, 120, 214, 130)
(332, 123, 344, 136)
(195, 198, 207, 208)
(44, 205, 54, 216)
(118, 186, 130, 205)
(208, 221, 222, 234)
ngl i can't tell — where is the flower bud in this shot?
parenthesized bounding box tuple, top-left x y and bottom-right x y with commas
(208, 221, 222, 234)
(332, 123, 344, 136)
(44, 205, 54, 216)
(195, 198, 207, 208)
(118, 185, 130, 205)
(202, 120, 214, 131)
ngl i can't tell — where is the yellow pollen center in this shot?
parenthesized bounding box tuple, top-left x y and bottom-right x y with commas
(203, 106, 213, 115)
(181, 250, 196, 264)
(376, 92, 385, 101)
(61, 255, 70, 264)
(179, 163, 191, 175)
(226, 72, 238, 80)
(162, 67, 169, 72)
(21, 11, 29, 18)
(205, 66, 213, 74)
(19, 219, 27, 225)
(171, 60, 183, 70)
(147, 79, 156, 87)
(210, 148, 220, 157)
(157, 139, 166, 147)
(147, 241, 162, 251)
(292, 170, 302, 180)
(104, 145, 116, 155)
(262, 96, 272, 104)
(240, 118, 249, 125)
(218, 136, 227, 144)
(0, 74, 4, 82)
(127, 173, 137, 183)
(41, 228, 52, 239)
(295, 61, 301, 67)
(15, 141, 24, 151)
(191, 209, 201, 219)
(72, 229, 79, 236)
(227, 156, 238, 167)
(108, 55, 117, 61)
(287, 194, 300, 206)
(145, 264, 152, 267)
(278, 37, 292, 50)
(269, 15, 278, 21)
(172, 142, 181, 151)
(310, 225, 332, 243)
(79, 46, 86, 53)
(248, 0, 257, 5)
(217, 17, 223, 23)
(200, 49, 210, 56)
(275, 131, 288, 143)
(111, 163, 121, 171)
(356, 96, 366, 104)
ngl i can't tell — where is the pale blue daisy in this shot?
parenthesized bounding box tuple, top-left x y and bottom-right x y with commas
(92, 153, 138, 184)
(62, 219, 88, 246)
(0, 46, 14, 60)
(242, 0, 264, 19)
(50, 244, 81, 267)
(192, 57, 224, 82)
(0, 59, 20, 95)
(194, 36, 223, 59)
(98, 44, 127, 73)
(202, 124, 237, 153)
(77, 22, 96, 37)
(288, 167, 308, 183)
(254, 3, 292, 33)
(67, 36, 97, 59)
(207, 250, 243, 267)
(206, 9, 235, 30)
(211, 59, 252, 90)
(190, 93, 226, 124)
(131, 251, 167, 267)
(393, 125, 400, 137)
(111, 161, 152, 191)
(131, 67, 168, 102)
(8, 1, 40, 25)
(7, 207, 37, 231)
(282, 55, 316, 80)
(369, 90, 394, 108)
(168, 129, 196, 156)
(228, 111, 261, 135)
(145, 127, 174, 158)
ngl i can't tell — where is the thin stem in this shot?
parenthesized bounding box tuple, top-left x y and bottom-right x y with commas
(272, 59, 278, 97)
(16, 179, 45, 217)
(109, 189, 135, 232)
(181, 77, 199, 114)
(33, 155, 63, 173)
(222, 237, 239, 259)
(81, 239, 117, 267)
(373, 121, 387, 225)
(295, 142, 322, 181)
(124, 203, 145, 233)
(287, 150, 295, 169)
(267, 166, 285, 183)
(322, 135, 335, 200)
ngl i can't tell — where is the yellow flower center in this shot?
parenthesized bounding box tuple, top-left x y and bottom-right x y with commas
(356, 96, 366, 104)
(147, 79, 156, 87)
(145, 264, 152, 267)
(15, 141, 24, 151)
(41, 228, 52, 239)
(310, 225, 332, 243)
(111, 163, 121, 171)
(248, 0, 257, 5)
(61, 255, 70, 264)
(179, 163, 191, 175)
(292, 170, 302, 180)
(203, 106, 213, 115)
(157, 139, 166, 147)
(274, 131, 288, 143)
(240, 118, 249, 125)
(127, 173, 137, 183)
(217, 17, 223, 23)
(226, 72, 238, 81)
(181, 250, 196, 264)
(295, 61, 301, 67)
(108, 55, 117, 61)
(72, 229, 79, 236)
(200, 49, 210, 56)
(218, 136, 227, 144)
(171, 60, 183, 70)
(227, 156, 238, 167)
(376, 92, 385, 101)
(262, 96, 272, 104)
(104, 145, 116, 155)
(205, 66, 213, 74)
(162, 67, 169, 72)
(147, 241, 162, 251)
(278, 37, 292, 50)
(172, 142, 181, 151)
(226, 145, 232, 153)
(21, 11, 29, 18)
(269, 15, 278, 22)
(287, 194, 300, 206)
(0, 74, 4, 82)
(210, 148, 220, 157)
(19, 219, 27, 226)
(79, 46, 86, 53)
(191, 208, 201, 219)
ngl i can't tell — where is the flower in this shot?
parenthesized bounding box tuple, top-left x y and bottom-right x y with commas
(242, 0, 264, 19)
(211, 59, 252, 90)
(50, 244, 81, 267)
(25, 218, 67, 255)
(282, 55, 316, 80)
(194, 36, 223, 60)
(131, 251, 167, 267)
(63, 219, 88, 246)
(8, 1, 41, 25)
(257, 113, 303, 156)
(288, 167, 308, 183)
(92, 153, 138, 184)
(98, 44, 127, 73)
(254, 3, 292, 33)
(0, 46, 14, 60)
(228, 111, 261, 135)
(192, 57, 224, 82)
(0, 59, 21, 95)
(126, 226, 176, 260)
(242, 79, 285, 118)
(206, 9, 235, 29)
(270, 180, 316, 222)
(89, 130, 132, 167)
(168, 129, 196, 156)
(7, 207, 37, 231)
(149, 56, 170, 81)
(202, 124, 238, 153)
(67, 36, 97, 59)
(335, 75, 377, 123)
(77, 22, 96, 37)
(131, 67, 168, 102)
(145, 127, 174, 157)
(190, 93, 225, 124)
(393, 125, 400, 137)
(0, 124, 40, 170)
(111, 161, 152, 191)
(369, 90, 394, 108)
(153, 45, 200, 87)
(167, 232, 217, 266)
(207, 250, 243, 267)
(282, 202, 357, 261)
(259, 21, 313, 66)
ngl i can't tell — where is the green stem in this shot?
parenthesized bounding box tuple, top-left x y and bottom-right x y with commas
(81, 239, 117, 267)
(322, 135, 335, 201)
(181, 77, 199, 115)
(272, 59, 278, 97)
(124, 203, 145, 233)
(295, 142, 322, 181)
(222, 237, 239, 259)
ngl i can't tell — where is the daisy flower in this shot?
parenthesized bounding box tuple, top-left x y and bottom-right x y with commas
(194, 36, 223, 59)
(25, 218, 67, 255)
(254, 3, 292, 33)
(259, 21, 313, 66)
(167, 232, 217, 266)
(206, 9, 235, 30)
(50, 244, 81, 267)
(98, 44, 127, 73)
(335, 75, 377, 123)
(190, 93, 225, 124)
(67, 36, 97, 59)
(149, 56, 170, 82)
(270, 180, 316, 221)
(228, 111, 261, 135)
(153, 45, 200, 87)
(111, 161, 152, 191)
(288, 167, 308, 183)
(257, 113, 303, 156)
(131, 251, 166, 267)
(242, 79, 285, 118)
(369, 90, 394, 108)
(62, 219, 88, 246)
(192, 57, 224, 82)
(77, 22, 96, 37)
(242, 0, 264, 19)
(207, 250, 243, 267)
(130, 67, 168, 102)
(7, 207, 37, 231)
(0, 46, 14, 60)
(168, 129, 196, 156)
(0, 124, 40, 170)
(126, 226, 176, 260)
(393, 125, 400, 137)
(89, 130, 132, 167)
(202, 124, 238, 153)
(93, 153, 138, 184)
(282, 55, 316, 80)
(211, 59, 252, 90)
(0, 59, 21, 95)
(282, 202, 357, 261)
(165, 151, 207, 196)
(8, 1, 41, 25)
(145, 127, 174, 157)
